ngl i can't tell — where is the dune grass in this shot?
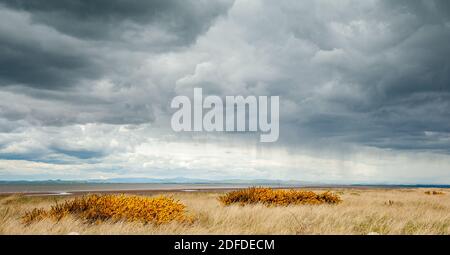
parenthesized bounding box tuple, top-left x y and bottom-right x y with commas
(1, 188, 450, 234)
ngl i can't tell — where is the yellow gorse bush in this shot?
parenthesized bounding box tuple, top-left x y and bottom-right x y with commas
(425, 190, 445, 195)
(22, 194, 193, 225)
(218, 187, 342, 206)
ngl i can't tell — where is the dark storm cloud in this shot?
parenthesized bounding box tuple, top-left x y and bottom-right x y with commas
(0, 0, 233, 127)
(0, 0, 233, 89)
(0, 26, 100, 89)
(361, 2, 450, 152)
(276, 0, 450, 152)
(2, 0, 232, 43)
(382, 0, 450, 23)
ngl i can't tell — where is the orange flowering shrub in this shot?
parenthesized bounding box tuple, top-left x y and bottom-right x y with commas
(22, 194, 193, 225)
(425, 190, 445, 195)
(218, 187, 341, 206)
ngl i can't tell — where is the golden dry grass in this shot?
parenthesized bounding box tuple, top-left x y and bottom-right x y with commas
(1, 188, 450, 235)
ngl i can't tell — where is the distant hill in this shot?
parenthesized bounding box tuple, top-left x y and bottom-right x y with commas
(0, 177, 316, 186)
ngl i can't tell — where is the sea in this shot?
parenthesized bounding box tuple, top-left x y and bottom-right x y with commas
(1, 182, 449, 196)
(0, 183, 286, 196)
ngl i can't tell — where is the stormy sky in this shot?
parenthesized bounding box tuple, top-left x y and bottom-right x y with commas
(0, 0, 449, 184)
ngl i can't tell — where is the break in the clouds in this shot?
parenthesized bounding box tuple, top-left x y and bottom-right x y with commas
(0, 0, 449, 183)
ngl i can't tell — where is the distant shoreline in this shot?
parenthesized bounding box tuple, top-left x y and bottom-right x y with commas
(1, 183, 449, 196)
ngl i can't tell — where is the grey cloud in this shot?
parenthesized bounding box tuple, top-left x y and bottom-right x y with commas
(0, 0, 233, 126)
(1, 0, 233, 44)
(0, 88, 156, 126)
(0, 7, 102, 89)
(50, 146, 105, 160)
(0, 0, 234, 89)
(269, 0, 450, 152)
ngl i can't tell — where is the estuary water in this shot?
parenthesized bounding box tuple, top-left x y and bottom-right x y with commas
(0, 183, 288, 195)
